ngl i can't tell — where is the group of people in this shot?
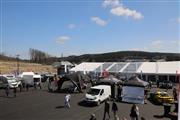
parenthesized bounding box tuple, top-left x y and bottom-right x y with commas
(103, 100, 119, 120)
(89, 99, 145, 120)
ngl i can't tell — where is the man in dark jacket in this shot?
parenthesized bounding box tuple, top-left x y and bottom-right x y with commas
(5, 85, 9, 97)
(112, 100, 118, 119)
(103, 100, 110, 120)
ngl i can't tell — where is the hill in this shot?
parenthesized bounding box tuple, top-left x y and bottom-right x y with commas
(60, 51, 180, 63)
(0, 60, 56, 74)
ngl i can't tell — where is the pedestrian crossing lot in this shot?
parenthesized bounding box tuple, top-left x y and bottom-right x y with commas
(0, 86, 177, 120)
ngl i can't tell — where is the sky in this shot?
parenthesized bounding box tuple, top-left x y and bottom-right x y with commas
(0, 0, 180, 59)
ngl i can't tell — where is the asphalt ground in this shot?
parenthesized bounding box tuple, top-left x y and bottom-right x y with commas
(0, 83, 178, 120)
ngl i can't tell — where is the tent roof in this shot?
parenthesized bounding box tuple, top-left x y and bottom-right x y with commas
(123, 76, 149, 87)
(70, 62, 103, 72)
(53, 61, 73, 68)
(136, 61, 180, 74)
(98, 75, 123, 85)
(70, 61, 180, 75)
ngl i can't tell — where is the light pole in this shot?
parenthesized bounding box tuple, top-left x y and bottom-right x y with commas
(16, 54, 20, 75)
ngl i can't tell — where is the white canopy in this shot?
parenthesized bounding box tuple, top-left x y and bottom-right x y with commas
(70, 61, 180, 75)
(70, 62, 103, 73)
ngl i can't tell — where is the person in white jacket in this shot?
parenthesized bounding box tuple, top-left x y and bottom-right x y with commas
(64, 94, 71, 108)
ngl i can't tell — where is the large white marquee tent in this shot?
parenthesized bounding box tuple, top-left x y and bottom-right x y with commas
(70, 61, 180, 81)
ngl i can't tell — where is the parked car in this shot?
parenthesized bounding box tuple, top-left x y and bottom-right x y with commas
(0, 76, 8, 89)
(159, 81, 173, 89)
(84, 85, 111, 105)
(151, 91, 174, 104)
(0, 75, 21, 88)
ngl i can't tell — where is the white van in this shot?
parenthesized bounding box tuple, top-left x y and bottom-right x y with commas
(85, 85, 111, 105)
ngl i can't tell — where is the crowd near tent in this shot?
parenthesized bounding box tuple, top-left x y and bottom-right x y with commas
(122, 76, 149, 104)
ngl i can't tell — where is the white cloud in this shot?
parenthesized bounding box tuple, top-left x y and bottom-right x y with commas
(68, 24, 76, 29)
(56, 36, 71, 44)
(91, 17, 108, 26)
(110, 6, 143, 20)
(102, 0, 143, 20)
(102, 0, 121, 8)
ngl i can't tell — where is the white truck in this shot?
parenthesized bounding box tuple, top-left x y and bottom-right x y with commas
(85, 85, 111, 105)
(20, 72, 41, 89)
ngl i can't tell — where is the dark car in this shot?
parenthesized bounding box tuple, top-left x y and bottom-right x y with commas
(159, 81, 173, 89)
(0, 76, 8, 89)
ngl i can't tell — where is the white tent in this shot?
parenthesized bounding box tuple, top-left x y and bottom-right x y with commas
(70, 61, 180, 74)
(122, 77, 148, 104)
(70, 62, 103, 74)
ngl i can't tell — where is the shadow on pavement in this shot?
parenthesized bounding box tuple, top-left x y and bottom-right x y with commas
(78, 100, 97, 108)
(153, 115, 164, 119)
(55, 105, 65, 109)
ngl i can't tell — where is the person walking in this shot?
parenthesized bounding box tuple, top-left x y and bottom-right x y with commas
(173, 88, 177, 101)
(5, 85, 10, 97)
(103, 100, 110, 120)
(26, 84, 29, 91)
(112, 100, 118, 119)
(117, 85, 122, 101)
(64, 94, 71, 108)
(13, 87, 17, 97)
(130, 104, 139, 120)
(89, 114, 97, 120)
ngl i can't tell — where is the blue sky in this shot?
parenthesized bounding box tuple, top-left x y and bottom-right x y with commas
(0, 0, 179, 59)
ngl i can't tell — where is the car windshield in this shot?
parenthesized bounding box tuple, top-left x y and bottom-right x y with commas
(87, 88, 100, 95)
(7, 78, 16, 83)
(6, 76, 14, 78)
(160, 93, 169, 97)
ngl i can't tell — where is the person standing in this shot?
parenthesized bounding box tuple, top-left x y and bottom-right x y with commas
(64, 94, 71, 108)
(117, 85, 122, 101)
(26, 84, 29, 91)
(112, 100, 118, 119)
(13, 87, 17, 97)
(5, 85, 10, 97)
(130, 104, 139, 120)
(173, 88, 178, 101)
(103, 100, 110, 120)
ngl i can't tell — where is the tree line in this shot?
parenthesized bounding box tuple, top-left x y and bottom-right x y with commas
(29, 48, 53, 64)
(0, 50, 180, 65)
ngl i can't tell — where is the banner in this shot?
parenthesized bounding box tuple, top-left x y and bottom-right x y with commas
(122, 86, 144, 104)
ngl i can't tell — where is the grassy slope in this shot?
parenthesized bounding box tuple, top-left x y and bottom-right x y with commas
(0, 60, 56, 74)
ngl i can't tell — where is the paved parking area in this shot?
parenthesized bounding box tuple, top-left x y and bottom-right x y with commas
(0, 84, 177, 120)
